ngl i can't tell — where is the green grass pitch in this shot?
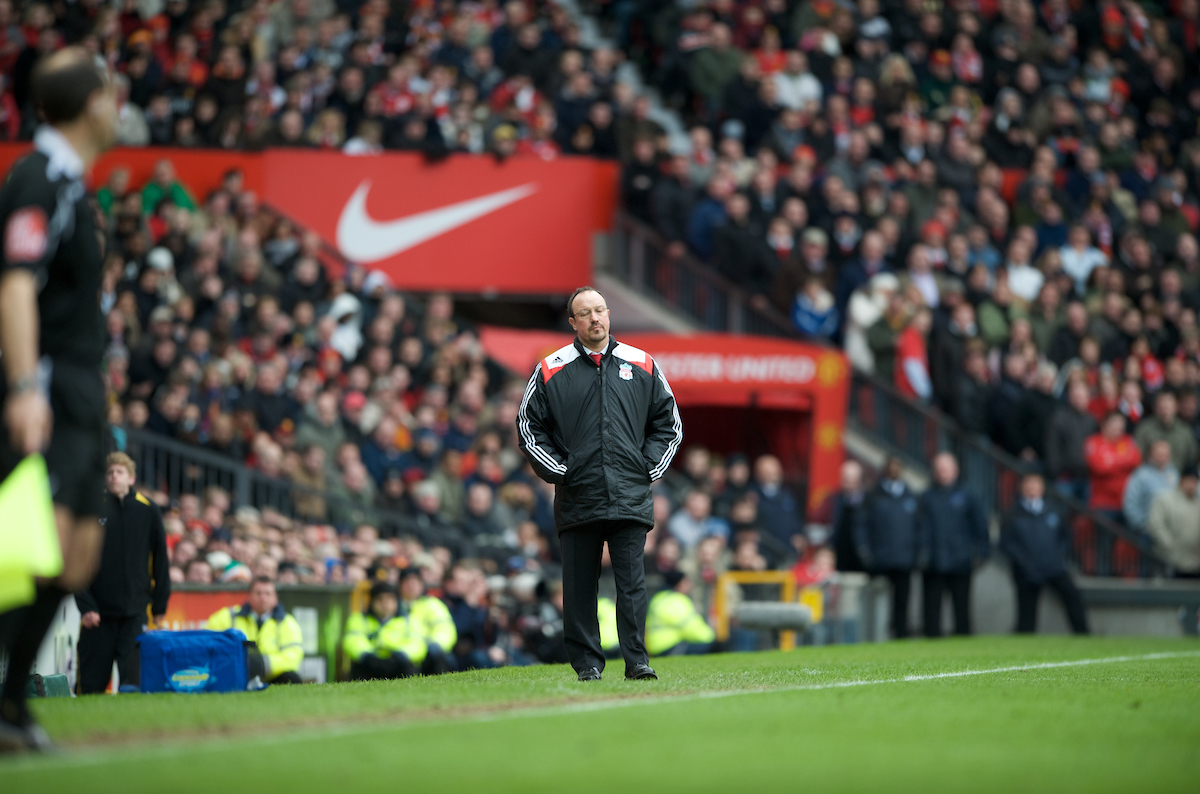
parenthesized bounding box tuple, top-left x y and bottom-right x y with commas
(1, 636, 1197, 793)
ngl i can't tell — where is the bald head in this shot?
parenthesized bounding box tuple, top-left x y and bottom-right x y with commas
(32, 47, 108, 125)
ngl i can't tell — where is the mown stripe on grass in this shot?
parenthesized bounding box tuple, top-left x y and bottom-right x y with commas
(5, 648, 1197, 774)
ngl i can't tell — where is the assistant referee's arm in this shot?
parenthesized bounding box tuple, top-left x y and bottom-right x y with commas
(0, 270, 38, 388)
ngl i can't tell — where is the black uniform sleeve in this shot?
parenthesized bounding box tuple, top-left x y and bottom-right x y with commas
(0, 158, 63, 280)
(149, 502, 171, 615)
(643, 359, 683, 482)
(75, 588, 99, 615)
(516, 366, 568, 485)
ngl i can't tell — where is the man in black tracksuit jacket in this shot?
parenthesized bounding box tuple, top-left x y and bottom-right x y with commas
(517, 287, 682, 681)
(75, 453, 170, 694)
(1000, 472, 1089, 634)
(857, 458, 920, 639)
(917, 453, 989, 637)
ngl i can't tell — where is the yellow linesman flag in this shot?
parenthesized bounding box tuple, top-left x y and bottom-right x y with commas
(0, 454, 62, 611)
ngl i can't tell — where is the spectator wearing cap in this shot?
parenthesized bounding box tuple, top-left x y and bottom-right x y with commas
(1134, 392, 1199, 473)
(1001, 473, 1090, 634)
(398, 567, 457, 675)
(1123, 440, 1179, 534)
(343, 581, 423, 681)
(1146, 466, 1200, 577)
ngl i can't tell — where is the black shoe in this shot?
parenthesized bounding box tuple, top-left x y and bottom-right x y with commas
(0, 715, 55, 755)
(576, 667, 602, 681)
(0, 719, 27, 754)
(625, 664, 657, 680)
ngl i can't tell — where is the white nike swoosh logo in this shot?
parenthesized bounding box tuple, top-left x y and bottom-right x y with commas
(335, 181, 539, 263)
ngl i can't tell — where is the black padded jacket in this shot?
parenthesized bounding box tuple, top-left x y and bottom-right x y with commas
(517, 337, 682, 532)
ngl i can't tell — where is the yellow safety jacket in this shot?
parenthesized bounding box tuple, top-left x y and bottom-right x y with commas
(402, 595, 457, 651)
(207, 603, 304, 680)
(343, 610, 428, 664)
(645, 590, 715, 656)
(598, 598, 619, 652)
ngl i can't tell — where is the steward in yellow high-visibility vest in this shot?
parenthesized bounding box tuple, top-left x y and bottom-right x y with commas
(645, 571, 715, 657)
(598, 597, 620, 658)
(207, 577, 304, 683)
(399, 567, 457, 674)
(343, 581, 426, 680)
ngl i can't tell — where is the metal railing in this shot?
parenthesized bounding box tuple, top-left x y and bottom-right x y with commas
(123, 428, 409, 535)
(848, 372, 1167, 578)
(605, 211, 1169, 578)
(610, 213, 795, 336)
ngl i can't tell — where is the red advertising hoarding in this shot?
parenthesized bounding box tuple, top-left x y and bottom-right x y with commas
(0, 144, 615, 294)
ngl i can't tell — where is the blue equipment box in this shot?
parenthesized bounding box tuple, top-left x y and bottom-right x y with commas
(139, 629, 249, 694)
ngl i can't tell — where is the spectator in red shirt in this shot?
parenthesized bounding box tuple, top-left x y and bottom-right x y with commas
(895, 307, 933, 401)
(1084, 412, 1143, 523)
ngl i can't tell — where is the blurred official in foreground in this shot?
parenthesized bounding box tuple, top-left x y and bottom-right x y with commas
(0, 48, 118, 751)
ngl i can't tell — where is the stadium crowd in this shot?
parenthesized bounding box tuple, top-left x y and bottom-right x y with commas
(3, 0, 1197, 668)
(0, 0, 659, 158)
(615, 0, 1200, 542)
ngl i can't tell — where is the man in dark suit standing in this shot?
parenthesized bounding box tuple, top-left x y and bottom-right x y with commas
(518, 287, 683, 681)
(860, 457, 920, 639)
(1001, 472, 1089, 634)
(917, 452, 989, 637)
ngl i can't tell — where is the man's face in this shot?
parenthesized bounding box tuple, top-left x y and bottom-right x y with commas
(105, 464, 135, 495)
(248, 582, 277, 615)
(1020, 476, 1045, 502)
(1182, 476, 1199, 499)
(1149, 442, 1171, 469)
(1156, 394, 1177, 423)
(933, 455, 958, 486)
(400, 575, 423, 601)
(568, 290, 610, 349)
(370, 592, 397, 620)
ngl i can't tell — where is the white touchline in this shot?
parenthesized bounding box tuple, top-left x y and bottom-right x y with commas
(6, 650, 1198, 772)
